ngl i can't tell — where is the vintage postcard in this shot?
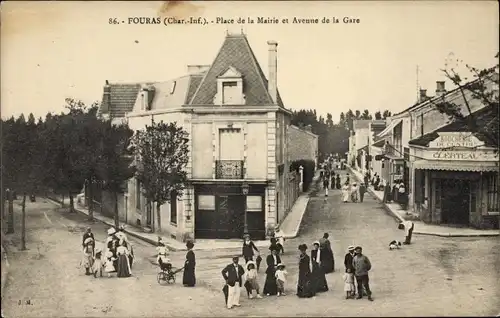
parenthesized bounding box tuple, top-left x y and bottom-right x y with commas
(1, 1, 499, 317)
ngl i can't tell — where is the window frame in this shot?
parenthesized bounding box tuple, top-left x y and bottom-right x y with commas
(486, 173, 499, 214)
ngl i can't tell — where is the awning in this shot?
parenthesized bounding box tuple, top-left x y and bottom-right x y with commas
(377, 118, 403, 138)
(412, 160, 498, 172)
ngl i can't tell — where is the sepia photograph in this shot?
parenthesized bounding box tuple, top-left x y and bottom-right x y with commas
(1, 1, 499, 317)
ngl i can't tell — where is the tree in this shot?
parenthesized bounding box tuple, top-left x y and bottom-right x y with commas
(133, 119, 189, 232)
(432, 53, 499, 152)
(374, 111, 382, 120)
(355, 110, 361, 119)
(98, 121, 135, 228)
(382, 110, 392, 119)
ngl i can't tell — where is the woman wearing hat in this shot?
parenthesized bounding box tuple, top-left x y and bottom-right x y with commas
(182, 241, 196, 287)
(263, 245, 281, 296)
(311, 241, 329, 293)
(296, 244, 315, 298)
(319, 233, 334, 274)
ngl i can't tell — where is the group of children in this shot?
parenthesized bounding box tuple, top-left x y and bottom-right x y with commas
(244, 260, 288, 298)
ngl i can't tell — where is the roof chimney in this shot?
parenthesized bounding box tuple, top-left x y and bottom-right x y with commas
(267, 40, 278, 104)
(419, 89, 428, 103)
(102, 81, 111, 113)
(435, 81, 446, 97)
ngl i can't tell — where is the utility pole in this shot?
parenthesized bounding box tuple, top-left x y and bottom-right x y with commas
(21, 193, 26, 250)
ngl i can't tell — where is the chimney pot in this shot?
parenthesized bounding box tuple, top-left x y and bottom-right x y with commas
(102, 83, 111, 113)
(419, 89, 428, 102)
(436, 81, 446, 97)
(267, 40, 278, 104)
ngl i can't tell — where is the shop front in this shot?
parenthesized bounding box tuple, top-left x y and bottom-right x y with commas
(410, 132, 499, 229)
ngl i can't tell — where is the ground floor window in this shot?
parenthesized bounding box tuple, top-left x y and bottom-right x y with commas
(487, 173, 498, 212)
(246, 195, 262, 212)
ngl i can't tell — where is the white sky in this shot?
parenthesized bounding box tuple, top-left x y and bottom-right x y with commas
(1, 1, 498, 122)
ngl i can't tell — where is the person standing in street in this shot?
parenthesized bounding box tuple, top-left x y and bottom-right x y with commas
(182, 241, 196, 287)
(402, 220, 415, 245)
(222, 256, 245, 309)
(344, 246, 355, 273)
(359, 183, 366, 203)
(82, 227, 95, 249)
(242, 234, 259, 263)
(352, 246, 373, 301)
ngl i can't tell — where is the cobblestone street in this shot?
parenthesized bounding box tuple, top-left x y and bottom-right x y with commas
(3, 173, 499, 317)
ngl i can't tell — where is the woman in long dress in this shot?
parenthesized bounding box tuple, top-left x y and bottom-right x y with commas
(182, 241, 196, 287)
(263, 245, 281, 296)
(351, 183, 359, 203)
(311, 241, 329, 293)
(342, 183, 350, 203)
(319, 233, 334, 273)
(296, 244, 315, 298)
(116, 240, 132, 277)
(336, 175, 341, 189)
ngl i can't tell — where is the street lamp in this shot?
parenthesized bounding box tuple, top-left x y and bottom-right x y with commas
(242, 182, 250, 236)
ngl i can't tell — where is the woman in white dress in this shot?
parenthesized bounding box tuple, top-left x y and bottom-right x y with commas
(342, 183, 350, 203)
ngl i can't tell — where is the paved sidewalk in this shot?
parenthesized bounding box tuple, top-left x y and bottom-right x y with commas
(346, 165, 499, 237)
(46, 173, 319, 251)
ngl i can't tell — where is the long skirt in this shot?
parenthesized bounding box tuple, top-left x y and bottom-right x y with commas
(311, 264, 329, 293)
(336, 181, 341, 189)
(296, 274, 315, 298)
(342, 190, 349, 202)
(182, 265, 196, 287)
(320, 249, 335, 273)
(263, 268, 278, 295)
(117, 254, 131, 277)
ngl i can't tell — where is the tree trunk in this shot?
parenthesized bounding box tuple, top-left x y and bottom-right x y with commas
(1, 190, 5, 232)
(21, 193, 27, 250)
(156, 201, 162, 233)
(61, 193, 65, 207)
(87, 181, 94, 221)
(69, 192, 75, 213)
(113, 191, 119, 228)
(147, 199, 154, 232)
(7, 190, 14, 234)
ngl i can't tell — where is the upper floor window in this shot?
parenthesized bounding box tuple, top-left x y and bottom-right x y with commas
(222, 81, 238, 104)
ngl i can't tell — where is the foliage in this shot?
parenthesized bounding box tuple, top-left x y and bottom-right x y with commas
(133, 118, 189, 232)
(432, 53, 499, 152)
(289, 159, 316, 191)
(291, 108, 392, 161)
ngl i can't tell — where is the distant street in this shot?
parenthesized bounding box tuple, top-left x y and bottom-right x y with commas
(3, 172, 499, 317)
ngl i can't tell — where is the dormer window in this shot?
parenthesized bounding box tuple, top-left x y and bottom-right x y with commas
(214, 66, 245, 105)
(170, 81, 176, 94)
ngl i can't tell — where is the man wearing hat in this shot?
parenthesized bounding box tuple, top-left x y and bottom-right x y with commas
(221, 256, 245, 309)
(344, 246, 356, 273)
(115, 225, 128, 243)
(352, 246, 373, 301)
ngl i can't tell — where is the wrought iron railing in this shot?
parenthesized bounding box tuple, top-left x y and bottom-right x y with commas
(215, 160, 244, 179)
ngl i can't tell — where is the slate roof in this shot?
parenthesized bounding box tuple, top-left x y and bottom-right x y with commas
(409, 105, 499, 147)
(99, 83, 151, 118)
(189, 34, 285, 108)
(186, 74, 204, 104)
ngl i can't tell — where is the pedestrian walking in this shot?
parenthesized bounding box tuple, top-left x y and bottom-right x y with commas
(263, 245, 281, 296)
(104, 249, 116, 278)
(82, 227, 95, 249)
(342, 182, 350, 203)
(242, 234, 259, 263)
(364, 173, 370, 188)
(221, 256, 245, 309)
(92, 247, 104, 278)
(311, 241, 329, 293)
(182, 241, 196, 287)
(359, 183, 366, 203)
(275, 264, 288, 296)
(116, 240, 132, 277)
(296, 244, 315, 298)
(82, 237, 95, 275)
(352, 246, 373, 301)
(319, 233, 334, 273)
(351, 183, 359, 203)
(336, 174, 341, 189)
(330, 173, 336, 190)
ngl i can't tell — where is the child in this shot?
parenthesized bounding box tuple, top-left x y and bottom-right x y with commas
(275, 264, 288, 296)
(343, 268, 355, 299)
(274, 227, 285, 255)
(82, 238, 95, 275)
(93, 247, 104, 278)
(156, 243, 170, 270)
(104, 249, 116, 277)
(245, 261, 263, 299)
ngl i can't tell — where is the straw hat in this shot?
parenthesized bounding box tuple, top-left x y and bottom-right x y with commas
(246, 260, 256, 269)
(313, 241, 320, 246)
(107, 228, 116, 235)
(84, 237, 94, 245)
(347, 246, 355, 252)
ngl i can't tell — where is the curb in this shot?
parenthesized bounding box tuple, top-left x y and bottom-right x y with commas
(345, 166, 500, 238)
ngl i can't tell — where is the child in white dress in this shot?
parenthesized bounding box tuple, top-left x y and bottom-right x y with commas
(343, 268, 355, 299)
(245, 261, 262, 299)
(104, 249, 116, 277)
(275, 264, 288, 296)
(92, 248, 104, 278)
(274, 226, 285, 255)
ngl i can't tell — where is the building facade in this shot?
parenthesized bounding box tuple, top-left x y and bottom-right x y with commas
(288, 125, 319, 165)
(98, 33, 305, 241)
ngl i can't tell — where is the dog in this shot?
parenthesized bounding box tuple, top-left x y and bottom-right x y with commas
(389, 240, 402, 250)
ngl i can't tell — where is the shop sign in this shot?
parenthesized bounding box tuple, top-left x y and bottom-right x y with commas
(431, 151, 480, 160)
(429, 132, 484, 149)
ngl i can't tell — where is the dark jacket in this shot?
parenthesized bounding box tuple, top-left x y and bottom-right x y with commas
(82, 232, 95, 247)
(221, 263, 245, 287)
(352, 254, 372, 276)
(344, 252, 354, 272)
(359, 185, 366, 194)
(242, 241, 259, 258)
(266, 254, 281, 274)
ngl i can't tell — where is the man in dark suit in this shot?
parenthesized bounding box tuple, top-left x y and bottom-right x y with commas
(221, 256, 245, 309)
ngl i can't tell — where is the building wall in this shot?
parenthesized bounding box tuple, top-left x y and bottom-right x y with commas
(288, 125, 319, 164)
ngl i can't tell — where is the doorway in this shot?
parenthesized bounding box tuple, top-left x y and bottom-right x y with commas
(441, 179, 470, 226)
(215, 195, 245, 239)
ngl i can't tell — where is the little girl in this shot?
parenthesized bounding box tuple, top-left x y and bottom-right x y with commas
(104, 249, 116, 278)
(343, 268, 355, 299)
(274, 226, 285, 255)
(275, 264, 288, 296)
(156, 244, 170, 270)
(93, 248, 104, 278)
(245, 261, 262, 299)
